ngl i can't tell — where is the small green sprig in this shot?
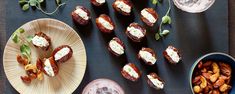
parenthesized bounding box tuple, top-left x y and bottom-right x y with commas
(152, 0, 158, 4)
(11, 28, 33, 63)
(155, 0, 172, 40)
(18, 0, 66, 15)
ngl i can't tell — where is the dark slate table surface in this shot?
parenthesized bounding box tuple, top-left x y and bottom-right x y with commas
(1, 0, 235, 94)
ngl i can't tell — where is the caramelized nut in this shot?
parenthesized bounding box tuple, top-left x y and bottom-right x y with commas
(212, 63, 220, 73)
(200, 76, 207, 89)
(219, 84, 231, 92)
(202, 72, 212, 80)
(213, 77, 225, 88)
(210, 72, 220, 83)
(17, 54, 28, 65)
(193, 85, 201, 93)
(219, 62, 231, 77)
(192, 76, 201, 85)
(25, 64, 37, 73)
(21, 76, 31, 84)
(197, 61, 203, 69)
(37, 70, 44, 80)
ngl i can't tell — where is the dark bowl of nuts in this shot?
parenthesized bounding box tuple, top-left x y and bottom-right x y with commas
(190, 52, 235, 94)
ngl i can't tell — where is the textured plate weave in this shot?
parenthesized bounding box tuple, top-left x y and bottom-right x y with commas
(3, 18, 87, 94)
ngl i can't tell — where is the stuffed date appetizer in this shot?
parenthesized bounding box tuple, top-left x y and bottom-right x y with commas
(163, 46, 181, 64)
(121, 63, 141, 82)
(31, 32, 51, 51)
(37, 57, 59, 77)
(52, 45, 73, 63)
(147, 72, 165, 90)
(126, 22, 146, 42)
(91, 0, 106, 6)
(96, 14, 115, 33)
(71, 6, 91, 26)
(140, 8, 158, 27)
(138, 47, 157, 65)
(108, 37, 125, 56)
(112, 0, 132, 16)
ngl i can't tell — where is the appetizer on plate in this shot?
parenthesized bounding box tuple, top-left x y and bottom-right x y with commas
(126, 22, 146, 42)
(138, 47, 157, 65)
(108, 37, 125, 56)
(112, 0, 132, 16)
(52, 45, 73, 63)
(96, 14, 115, 33)
(147, 72, 165, 90)
(32, 32, 51, 51)
(37, 57, 59, 77)
(71, 6, 91, 26)
(163, 46, 181, 64)
(140, 8, 158, 27)
(91, 0, 106, 6)
(121, 63, 141, 82)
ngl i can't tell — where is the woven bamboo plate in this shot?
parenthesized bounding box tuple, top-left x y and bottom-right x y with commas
(3, 18, 87, 94)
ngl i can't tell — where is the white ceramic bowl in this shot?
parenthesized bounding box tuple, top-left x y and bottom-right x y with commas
(173, 0, 215, 13)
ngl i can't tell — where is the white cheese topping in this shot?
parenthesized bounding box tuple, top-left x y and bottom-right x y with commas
(44, 59, 55, 77)
(32, 35, 49, 47)
(147, 75, 164, 89)
(139, 50, 156, 64)
(109, 40, 124, 55)
(98, 17, 114, 30)
(123, 65, 139, 78)
(96, 0, 105, 4)
(54, 47, 70, 61)
(127, 26, 144, 38)
(141, 9, 156, 23)
(75, 8, 89, 20)
(115, 1, 131, 13)
(166, 47, 180, 63)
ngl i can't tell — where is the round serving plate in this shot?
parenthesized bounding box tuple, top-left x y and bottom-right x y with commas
(3, 18, 87, 94)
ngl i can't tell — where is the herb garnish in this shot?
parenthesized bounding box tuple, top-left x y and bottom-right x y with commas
(18, 0, 66, 15)
(152, 0, 158, 4)
(153, 0, 172, 40)
(11, 28, 33, 63)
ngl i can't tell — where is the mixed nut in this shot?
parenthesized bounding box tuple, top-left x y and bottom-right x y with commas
(192, 61, 232, 94)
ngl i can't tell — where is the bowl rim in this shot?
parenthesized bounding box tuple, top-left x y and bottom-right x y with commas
(189, 52, 235, 94)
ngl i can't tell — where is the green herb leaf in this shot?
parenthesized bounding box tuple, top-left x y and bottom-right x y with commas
(20, 44, 31, 57)
(155, 33, 161, 40)
(12, 33, 20, 43)
(162, 15, 171, 24)
(152, 0, 158, 4)
(56, 0, 61, 5)
(26, 35, 34, 42)
(29, 0, 38, 6)
(16, 28, 25, 33)
(19, 0, 27, 5)
(38, 0, 44, 3)
(22, 3, 30, 11)
(161, 29, 170, 35)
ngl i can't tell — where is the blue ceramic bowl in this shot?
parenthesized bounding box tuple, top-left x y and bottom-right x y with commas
(189, 52, 235, 94)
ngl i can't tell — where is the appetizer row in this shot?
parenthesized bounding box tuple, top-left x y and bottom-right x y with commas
(121, 63, 164, 90)
(108, 37, 182, 90)
(108, 37, 182, 65)
(72, 1, 158, 27)
(17, 32, 73, 84)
